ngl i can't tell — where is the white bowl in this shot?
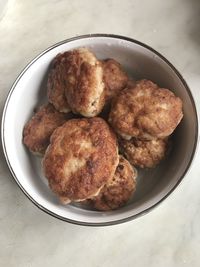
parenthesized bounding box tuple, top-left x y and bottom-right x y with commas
(1, 34, 198, 226)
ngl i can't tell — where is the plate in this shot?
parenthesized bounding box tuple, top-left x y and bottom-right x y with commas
(1, 34, 198, 226)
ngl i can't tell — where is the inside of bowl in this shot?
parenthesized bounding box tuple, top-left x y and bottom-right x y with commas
(3, 35, 197, 225)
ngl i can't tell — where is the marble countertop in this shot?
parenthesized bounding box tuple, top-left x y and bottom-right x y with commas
(0, 0, 200, 266)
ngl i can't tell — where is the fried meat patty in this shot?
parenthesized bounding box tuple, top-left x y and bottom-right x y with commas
(103, 59, 128, 101)
(47, 53, 71, 113)
(63, 48, 106, 117)
(109, 79, 183, 140)
(91, 155, 137, 211)
(120, 138, 169, 168)
(23, 104, 68, 155)
(43, 117, 119, 203)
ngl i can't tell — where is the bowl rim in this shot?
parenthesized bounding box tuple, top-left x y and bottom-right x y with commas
(1, 33, 198, 226)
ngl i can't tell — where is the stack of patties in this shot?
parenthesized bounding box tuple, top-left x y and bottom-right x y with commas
(23, 48, 183, 211)
(23, 48, 136, 210)
(109, 79, 183, 168)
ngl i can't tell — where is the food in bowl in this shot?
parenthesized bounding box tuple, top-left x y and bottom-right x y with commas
(22, 46, 183, 211)
(48, 48, 106, 117)
(102, 58, 128, 101)
(42, 117, 119, 204)
(23, 103, 72, 155)
(119, 137, 170, 168)
(108, 79, 183, 140)
(89, 155, 137, 211)
(2, 34, 197, 225)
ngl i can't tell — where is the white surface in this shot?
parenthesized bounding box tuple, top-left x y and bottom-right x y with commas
(0, 0, 200, 266)
(0, 0, 8, 19)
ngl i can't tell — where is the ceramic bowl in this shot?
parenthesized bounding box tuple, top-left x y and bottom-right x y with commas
(1, 34, 198, 226)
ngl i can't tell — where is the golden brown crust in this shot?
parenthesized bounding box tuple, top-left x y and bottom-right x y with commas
(120, 137, 170, 168)
(23, 104, 69, 155)
(91, 155, 137, 211)
(47, 53, 71, 113)
(109, 79, 183, 140)
(103, 59, 128, 101)
(64, 48, 106, 117)
(42, 117, 119, 202)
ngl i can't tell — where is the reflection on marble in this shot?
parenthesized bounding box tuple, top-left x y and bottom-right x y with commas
(0, 0, 200, 266)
